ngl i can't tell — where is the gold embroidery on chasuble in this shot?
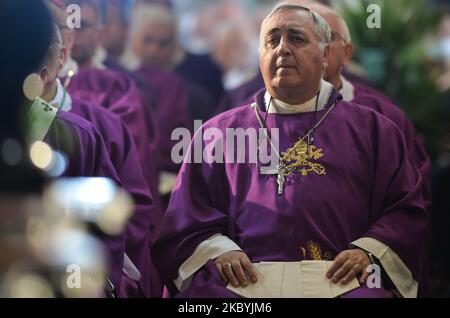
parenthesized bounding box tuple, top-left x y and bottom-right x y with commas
(281, 140, 326, 177)
(301, 241, 334, 261)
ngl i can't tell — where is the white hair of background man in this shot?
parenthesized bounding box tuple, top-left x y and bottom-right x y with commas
(260, 3, 332, 52)
(306, 1, 352, 44)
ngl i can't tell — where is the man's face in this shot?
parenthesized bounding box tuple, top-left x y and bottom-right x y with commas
(72, 4, 99, 65)
(102, 6, 128, 57)
(259, 10, 327, 98)
(131, 20, 176, 68)
(321, 14, 347, 84)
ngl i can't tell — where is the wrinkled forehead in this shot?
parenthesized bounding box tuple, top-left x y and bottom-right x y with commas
(260, 9, 315, 37)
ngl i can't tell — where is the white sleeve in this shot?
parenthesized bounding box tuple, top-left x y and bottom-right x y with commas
(351, 237, 418, 298)
(174, 234, 242, 292)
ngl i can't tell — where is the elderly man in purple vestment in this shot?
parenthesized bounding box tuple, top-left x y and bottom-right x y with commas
(152, 4, 430, 298)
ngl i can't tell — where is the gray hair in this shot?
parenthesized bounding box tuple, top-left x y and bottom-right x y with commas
(50, 22, 63, 48)
(260, 4, 331, 52)
(306, 2, 352, 44)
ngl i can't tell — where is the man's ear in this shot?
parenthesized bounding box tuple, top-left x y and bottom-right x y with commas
(39, 66, 49, 85)
(322, 44, 330, 69)
(59, 46, 68, 70)
(342, 43, 354, 67)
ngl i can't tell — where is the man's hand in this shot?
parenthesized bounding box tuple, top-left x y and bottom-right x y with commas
(215, 251, 258, 287)
(326, 249, 371, 285)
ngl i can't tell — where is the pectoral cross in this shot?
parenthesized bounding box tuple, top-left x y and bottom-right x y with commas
(276, 164, 288, 196)
(261, 163, 288, 196)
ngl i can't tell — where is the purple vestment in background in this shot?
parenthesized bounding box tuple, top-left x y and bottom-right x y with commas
(66, 68, 159, 200)
(134, 64, 192, 173)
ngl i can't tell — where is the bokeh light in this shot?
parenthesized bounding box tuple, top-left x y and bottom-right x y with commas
(22, 73, 44, 101)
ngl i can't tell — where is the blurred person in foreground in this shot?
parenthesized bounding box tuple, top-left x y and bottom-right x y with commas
(1, 0, 124, 297)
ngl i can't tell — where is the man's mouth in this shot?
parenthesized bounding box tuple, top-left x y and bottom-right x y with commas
(275, 64, 298, 76)
(276, 63, 297, 71)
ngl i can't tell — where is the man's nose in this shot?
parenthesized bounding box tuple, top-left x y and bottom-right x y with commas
(277, 37, 291, 56)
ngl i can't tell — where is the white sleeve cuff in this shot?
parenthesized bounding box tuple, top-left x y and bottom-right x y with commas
(351, 237, 418, 298)
(174, 234, 242, 292)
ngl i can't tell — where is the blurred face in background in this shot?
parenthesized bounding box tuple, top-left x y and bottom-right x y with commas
(308, 5, 353, 87)
(212, 23, 251, 73)
(131, 20, 176, 68)
(102, 6, 128, 58)
(72, 3, 100, 67)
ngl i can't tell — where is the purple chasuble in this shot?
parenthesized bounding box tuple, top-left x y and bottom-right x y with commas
(44, 111, 125, 295)
(66, 68, 159, 198)
(152, 89, 429, 298)
(69, 98, 163, 297)
(134, 64, 192, 173)
(101, 57, 163, 206)
(223, 74, 431, 213)
(351, 92, 432, 215)
(352, 80, 395, 103)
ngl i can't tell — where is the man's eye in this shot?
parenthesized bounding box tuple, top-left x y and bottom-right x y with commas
(267, 38, 279, 47)
(292, 36, 305, 43)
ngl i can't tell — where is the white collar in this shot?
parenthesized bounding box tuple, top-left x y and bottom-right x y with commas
(339, 75, 355, 102)
(49, 78, 72, 111)
(119, 49, 142, 72)
(91, 47, 107, 70)
(264, 79, 334, 114)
